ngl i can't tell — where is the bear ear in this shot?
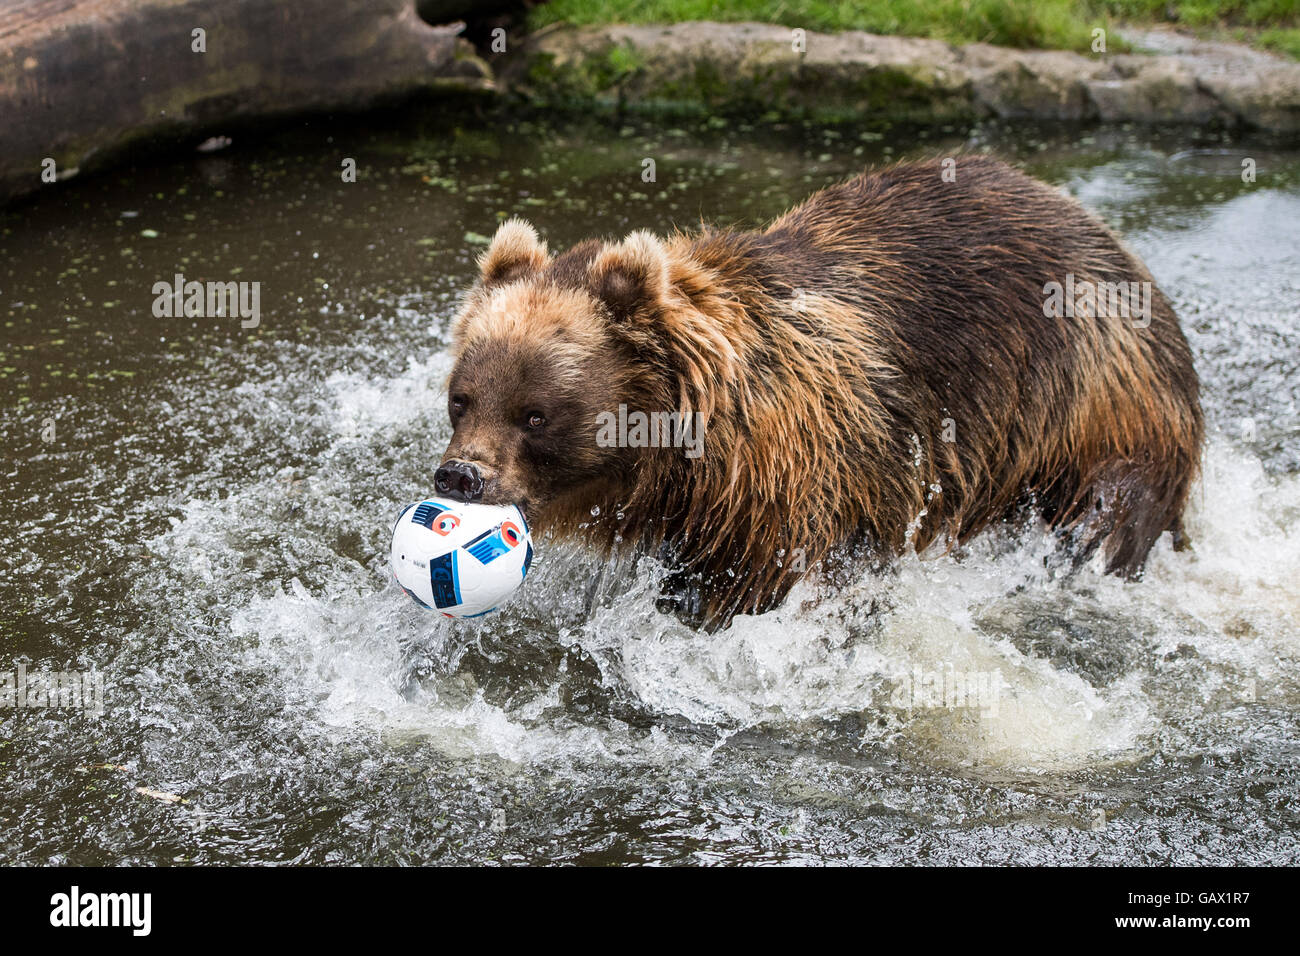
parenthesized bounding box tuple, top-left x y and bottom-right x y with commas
(587, 230, 671, 323)
(478, 218, 550, 287)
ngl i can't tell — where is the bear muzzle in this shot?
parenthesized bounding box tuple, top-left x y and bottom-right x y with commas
(434, 459, 486, 503)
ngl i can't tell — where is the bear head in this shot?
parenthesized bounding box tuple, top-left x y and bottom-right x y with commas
(437, 217, 711, 531)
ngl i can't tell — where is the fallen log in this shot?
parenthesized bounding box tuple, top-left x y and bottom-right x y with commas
(0, 0, 491, 204)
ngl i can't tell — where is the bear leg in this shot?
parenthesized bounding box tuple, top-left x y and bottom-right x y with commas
(1062, 457, 1190, 578)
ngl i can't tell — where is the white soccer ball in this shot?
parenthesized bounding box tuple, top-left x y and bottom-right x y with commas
(390, 499, 533, 617)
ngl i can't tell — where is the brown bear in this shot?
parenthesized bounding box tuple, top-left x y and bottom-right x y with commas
(436, 157, 1203, 631)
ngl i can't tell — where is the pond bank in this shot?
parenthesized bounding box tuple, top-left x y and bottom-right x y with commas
(511, 22, 1300, 131)
(3, 5, 1299, 207)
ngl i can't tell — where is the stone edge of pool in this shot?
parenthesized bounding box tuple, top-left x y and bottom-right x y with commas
(3, 4, 1300, 208)
(512, 23, 1300, 132)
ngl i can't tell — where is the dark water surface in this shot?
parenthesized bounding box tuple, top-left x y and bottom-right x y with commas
(1, 110, 1298, 864)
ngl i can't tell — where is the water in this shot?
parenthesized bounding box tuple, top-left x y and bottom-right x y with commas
(1, 111, 1298, 865)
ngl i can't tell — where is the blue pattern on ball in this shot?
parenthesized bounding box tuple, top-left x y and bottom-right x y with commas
(429, 550, 461, 609)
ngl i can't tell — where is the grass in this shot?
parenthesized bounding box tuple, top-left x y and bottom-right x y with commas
(1101, 0, 1297, 26)
(1257, 26, 1300, 57)
(531, 0, 1300, 56)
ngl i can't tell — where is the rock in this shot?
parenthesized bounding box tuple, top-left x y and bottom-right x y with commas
(0, 0, 492, 205)
(1085, 56, 1226, 126)
(514, 21, 1300, 133)
(963, 45, 1103, 121)
(1119, 27, 1300, 131)
(1199, 68, 1300, 133)
(513, 22, 979, 122)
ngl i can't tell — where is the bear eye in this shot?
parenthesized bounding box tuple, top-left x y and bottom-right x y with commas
(450, 394, 467, 415)
(525, 411, 547, 430)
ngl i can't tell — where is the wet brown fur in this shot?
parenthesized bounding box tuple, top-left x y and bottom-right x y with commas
(443, 158, 1203, 631)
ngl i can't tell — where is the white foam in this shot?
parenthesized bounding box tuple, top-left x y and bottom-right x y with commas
(326, 352, 453, 439)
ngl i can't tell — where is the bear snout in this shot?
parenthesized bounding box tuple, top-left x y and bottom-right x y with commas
(434, 459, 485, 503)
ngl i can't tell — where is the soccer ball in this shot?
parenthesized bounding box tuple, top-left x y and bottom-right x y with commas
(390, 499, 533, 617)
